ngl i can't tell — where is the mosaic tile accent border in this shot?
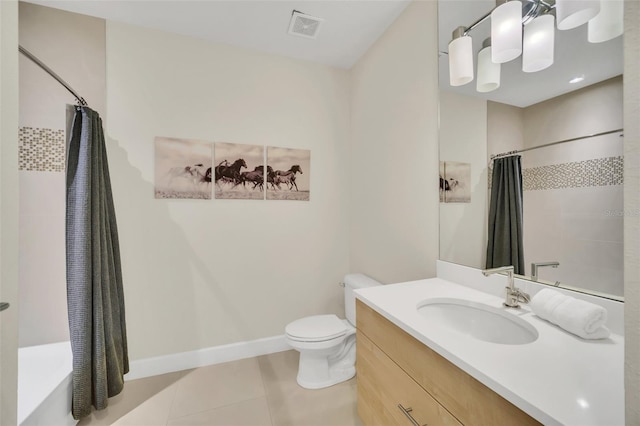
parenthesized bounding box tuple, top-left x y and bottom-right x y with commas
(489, 156, 624, 191)
(523, 156, 623, 190)
(19, 127, 65, 172)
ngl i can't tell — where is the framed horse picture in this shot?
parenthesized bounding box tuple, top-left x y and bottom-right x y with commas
(440, 161, 471, 203)
(214, 142, 265, 200)
(154, 137, 212, 200)
(266, 147, 310, 201)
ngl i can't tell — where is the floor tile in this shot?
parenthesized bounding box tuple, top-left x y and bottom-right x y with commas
(77, 351, 363, 426)
(167, 397, 272, 426)
(78, 370, 189, 425)
(266, 379, 361, 426)
(257, 350, 300, 398)
(259, 351, 360, 426)
(169, 357, 266, 420)
(111, 380, 180, 426)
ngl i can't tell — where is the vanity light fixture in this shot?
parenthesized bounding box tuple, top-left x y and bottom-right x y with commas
(588, 0, 624, 43)
(523, 13, 555, 72)
(477, 38, 501, 92)
(555, 0, 600, 30)
(449, 26, 474, 86)
(447, 0, 623, 91)
(491, 0, 523, 63)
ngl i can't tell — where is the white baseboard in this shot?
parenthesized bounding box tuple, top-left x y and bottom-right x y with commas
(125, 335, 290, 381)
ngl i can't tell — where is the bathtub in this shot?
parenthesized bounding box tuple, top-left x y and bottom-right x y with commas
(18, 341, 76, 426)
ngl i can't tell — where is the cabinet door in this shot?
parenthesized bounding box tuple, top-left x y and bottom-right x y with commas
(357, 332, 462, 426)
(356, 300, 540, 426)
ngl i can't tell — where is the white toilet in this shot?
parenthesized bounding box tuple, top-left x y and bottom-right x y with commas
(285, 273, 381, 389)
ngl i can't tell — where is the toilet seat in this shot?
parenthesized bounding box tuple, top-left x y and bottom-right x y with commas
(285, 314, 347, 343)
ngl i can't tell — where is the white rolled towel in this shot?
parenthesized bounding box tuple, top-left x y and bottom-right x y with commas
(530, 289, 610, 339)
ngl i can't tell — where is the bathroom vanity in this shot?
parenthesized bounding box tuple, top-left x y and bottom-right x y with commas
(356, 300, 538, 425)
(354, 268, 624, 426)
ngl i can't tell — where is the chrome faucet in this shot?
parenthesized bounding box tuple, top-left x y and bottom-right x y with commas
(531, 261, 560, 281)
(482, 266, 530, 308)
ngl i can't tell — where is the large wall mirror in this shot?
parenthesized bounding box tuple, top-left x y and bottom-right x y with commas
(437, 0, 624, 300)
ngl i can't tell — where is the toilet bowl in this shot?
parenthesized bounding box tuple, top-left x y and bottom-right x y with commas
(285, 274, 381, 389)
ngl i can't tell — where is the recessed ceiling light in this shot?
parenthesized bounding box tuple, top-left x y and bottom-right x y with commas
(569, 76, 585, 84)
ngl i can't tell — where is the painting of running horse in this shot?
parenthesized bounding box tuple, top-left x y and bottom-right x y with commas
(155, 137, 213, 199)
(266, 147, 310, 201)
(154, 139, 310, 201)
(214, 142, 264, 200)
(440, 161, 471, 203)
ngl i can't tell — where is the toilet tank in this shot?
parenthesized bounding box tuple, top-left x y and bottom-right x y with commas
(344, 273, 381, 326)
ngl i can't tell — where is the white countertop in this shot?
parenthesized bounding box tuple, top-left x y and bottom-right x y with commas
(355, 277, 624, 426)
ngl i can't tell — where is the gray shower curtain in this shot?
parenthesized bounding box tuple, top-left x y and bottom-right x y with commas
(66, 106, 128, 420)
(486, 155, 525, 274)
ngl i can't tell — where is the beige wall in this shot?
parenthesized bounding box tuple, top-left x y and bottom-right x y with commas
(521, 78, 623, 296)
(0, 1, 20, 423)
(19, 2, 106, 128)
(349, 0, 439, 284)
(624, 0, 640, 422)
(439, 99, 524, 272)
(18, 2, 106, 347)
(18, 0, 441, 362)
(439, 91, 487, 269)
(105, 21, 351, 360)
(487, 101, 525, 156)
(523, 76, 623, 149)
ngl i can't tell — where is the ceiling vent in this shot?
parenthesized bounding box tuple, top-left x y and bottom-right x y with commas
(288, 10, 323, 39)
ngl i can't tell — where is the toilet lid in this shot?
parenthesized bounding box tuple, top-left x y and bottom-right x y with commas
(286, 314, 347, 342)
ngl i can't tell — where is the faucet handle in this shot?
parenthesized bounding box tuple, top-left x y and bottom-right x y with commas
(504, 286, 530, 308)
(518, 294, 531, 304)
(514, 288, 531, 304)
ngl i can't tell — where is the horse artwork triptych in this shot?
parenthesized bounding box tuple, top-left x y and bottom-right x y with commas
(155, 137, 213, 200)
(439, 161, 471, 203)
(154, 137, 310, 201)
(214, 142, 264, 200)
(266, 146, 310, 201)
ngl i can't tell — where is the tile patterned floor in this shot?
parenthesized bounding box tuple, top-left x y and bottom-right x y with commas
(78, 350, 363, 426)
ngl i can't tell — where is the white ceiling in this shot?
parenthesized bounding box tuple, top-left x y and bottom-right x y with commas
(25, 0, 623, 107)
(438, 0, 624, 107)
(25, 0, 410, 69)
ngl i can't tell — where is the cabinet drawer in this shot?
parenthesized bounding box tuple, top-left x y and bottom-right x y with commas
(357, 331, 462, 426)
(356, 300, 540, 426)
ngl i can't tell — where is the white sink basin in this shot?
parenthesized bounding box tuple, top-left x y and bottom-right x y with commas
(417, 298, 539, 345)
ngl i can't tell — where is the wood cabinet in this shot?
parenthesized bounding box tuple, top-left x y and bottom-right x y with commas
(356, 300, 541, 426)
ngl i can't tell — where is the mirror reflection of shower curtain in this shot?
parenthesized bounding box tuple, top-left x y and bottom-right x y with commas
(486, 155, 524, 274)
(66, 106, 129, 419)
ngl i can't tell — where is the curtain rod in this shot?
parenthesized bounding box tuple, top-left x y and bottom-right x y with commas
(19, 45, 88, 106)
(490, 128, 624, 160)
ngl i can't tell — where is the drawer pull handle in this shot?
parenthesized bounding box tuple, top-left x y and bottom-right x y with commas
(398, 404, 426, 426)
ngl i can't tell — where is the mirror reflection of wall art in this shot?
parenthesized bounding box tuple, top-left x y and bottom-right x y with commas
(439, 161, 446, 202)
(440, 161, 471, 203)
(155, 137, 212, 200)
(214, 142, 265, 200)
(266, 147, 310, 201)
